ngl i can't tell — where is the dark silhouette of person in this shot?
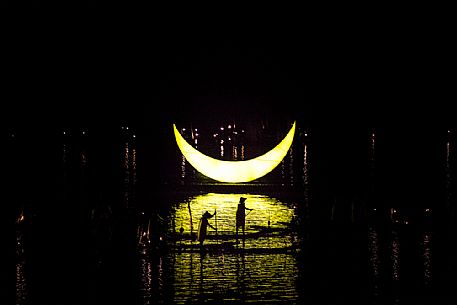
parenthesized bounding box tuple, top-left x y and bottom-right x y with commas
(197, 210, 216, 246)
(236, 197, 253, 242)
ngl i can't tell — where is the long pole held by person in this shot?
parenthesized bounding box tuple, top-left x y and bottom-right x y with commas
(215, 209, 218, 236)
(214, 208, 218, 245)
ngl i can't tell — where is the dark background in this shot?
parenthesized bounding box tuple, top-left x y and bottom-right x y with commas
(3, 18, 454, 203)
(3, 17, 454, 204)
(2, 16, 454, 130)
(1, 16, 455, 305)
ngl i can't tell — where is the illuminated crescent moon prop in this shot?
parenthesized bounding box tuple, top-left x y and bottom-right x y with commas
(173, 121, 296, 183)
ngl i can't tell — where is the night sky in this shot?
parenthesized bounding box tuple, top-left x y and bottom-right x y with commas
(1, 16, 456, 305)
(3, 19, 453, 132)
(4, 21, 452, 202)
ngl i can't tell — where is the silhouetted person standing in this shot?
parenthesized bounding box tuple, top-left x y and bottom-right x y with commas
(197, 210, 216, 246)
(236, 197, 253, 243)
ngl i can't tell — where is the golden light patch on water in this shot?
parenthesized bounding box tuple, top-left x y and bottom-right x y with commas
(170, 193, 296, 249)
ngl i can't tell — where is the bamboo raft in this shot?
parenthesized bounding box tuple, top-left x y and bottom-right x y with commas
(137, 218, 301, 255)
(154, 224, 300, 254)
(170, 224, 293, 241)
(169, 241, 300, 254)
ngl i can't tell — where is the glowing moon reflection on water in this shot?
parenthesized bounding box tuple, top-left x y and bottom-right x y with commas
(169, 193, 297, 249)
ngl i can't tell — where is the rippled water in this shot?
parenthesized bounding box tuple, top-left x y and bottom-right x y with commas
(169, 193, 297, 249)
(166, 251, 298, 304)
(141, 193, 301, 304)
(5, 123, 457, 305)
(15, 229, 28, 305)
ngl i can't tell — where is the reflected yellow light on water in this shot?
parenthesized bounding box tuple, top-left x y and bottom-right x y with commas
(171, 193, 296, 249)
(168, 193, 300, 302)
(170, 251, 299, 304)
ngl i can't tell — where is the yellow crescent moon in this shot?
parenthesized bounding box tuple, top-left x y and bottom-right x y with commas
(173, 121, 296, 183)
